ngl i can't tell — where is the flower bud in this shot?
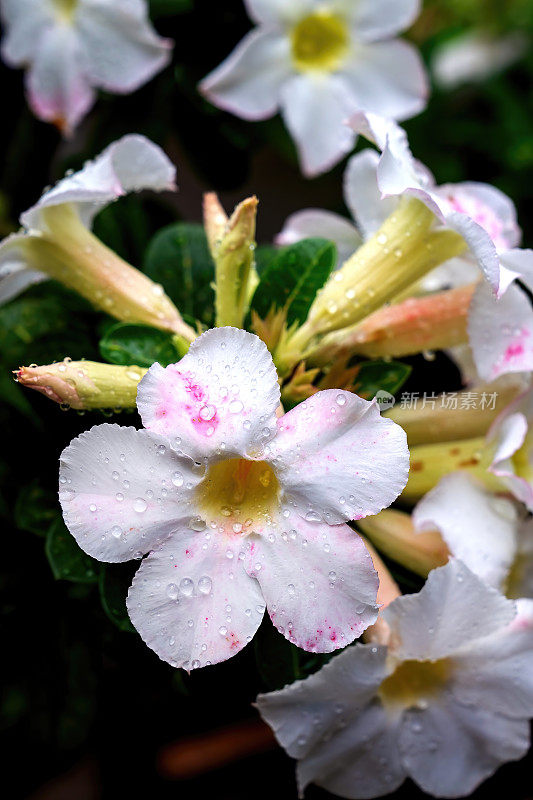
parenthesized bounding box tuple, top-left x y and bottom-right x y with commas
(204, 193, 258, 329)
(17, 359, 147, 410)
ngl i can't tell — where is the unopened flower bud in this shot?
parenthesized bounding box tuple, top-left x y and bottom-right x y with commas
(17, 360, 148, 410)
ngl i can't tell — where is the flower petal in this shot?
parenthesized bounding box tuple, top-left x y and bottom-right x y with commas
(452, 598, 533, 718)
(137, 328, 281, 462)
(343, 149, 396, 238)
(340, 40, 428, 122)
(25, 23, 96, 134)
(199, 29, 291, 121)
(22, 134, 176, 230)
(59, 423, 200, 563)
(500, 248, 533, 293)
(488, 409, 533, 510)
(257, 644, 404, 798)
(276, 209, 361, 265)
(399, 692, 529, 797)
(383, 559, 516, 661)
(244, 0, 314, 25)
(246, 517, 378, 651)
(298, 701, 405, 799)
(0, 232, 47, 305)
(413, 472, 518, 590)
(76, 0, 172, 93)
(469, 280, 533, 381)
(280, 73, 357, 178)
(346, 0, 420, 41)
(435, 181, 521, 251)
(127, 530, 265, 669)
(268, 390, 409, 524)
(0, 0, 54, 65)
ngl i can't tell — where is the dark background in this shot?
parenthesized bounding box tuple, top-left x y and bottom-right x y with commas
(1, 1, 533, 798)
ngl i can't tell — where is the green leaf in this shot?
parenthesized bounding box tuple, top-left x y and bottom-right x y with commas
(144, 222, 215, 326)
(250, 238, 336, 326)
(99, 566, 135, 633)
(45, 518, 99, 583)
(354, 360, 412, 400)
(99, 323, 182, 368)
(15, 481, 58, 537)
(254, 245, 278, 276)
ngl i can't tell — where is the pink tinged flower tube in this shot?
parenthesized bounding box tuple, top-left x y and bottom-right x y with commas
(0, 135, 195, 341)
(257, 559, 533, 799)
(0, 0, 173, 134)
(59, 327, 409, 669)
(199, 0, 427, 177)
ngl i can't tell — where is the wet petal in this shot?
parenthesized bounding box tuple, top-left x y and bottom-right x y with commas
(268, 390, 409, 524)
(137, 327, 281, 462)
(469, 281, 533, 381)
(59, 423, 200, 562)
(413, 472, 518, 589)
(127, 531, 265, 669)
(399, 692, 529, 797)
(246, 517, 378, 651)
(343, 149, 396, 238)
(383, 559, 516, 661)
(22, 134, 176, 230)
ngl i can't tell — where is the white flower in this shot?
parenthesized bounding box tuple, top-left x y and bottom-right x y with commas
(281, 113, 533, 380)
(59, 327, 409, 669)
(0, 134, 194, 338)
(486, 385, 533, 512)
(0, 0, 172, 133)
(413, 470, 533, 600)
(199, 0, 427, 177)
(257, 559, 533, 798)
(432, 31, 529, 90)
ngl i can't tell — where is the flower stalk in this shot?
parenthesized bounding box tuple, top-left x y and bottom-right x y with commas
(14, 204, 195, 341)
(17, 360, 147, 410)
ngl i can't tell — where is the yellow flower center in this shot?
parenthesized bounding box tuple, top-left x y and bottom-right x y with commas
(379, 658, 451, 710)
(195, 458, 280, 530)
(512, 432, 533, 483)
(52, 0, 77, 22)
(291, 11, 349, 72)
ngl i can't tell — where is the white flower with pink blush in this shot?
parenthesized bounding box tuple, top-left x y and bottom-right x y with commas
(199, 0, 427, 177)
(257, 559, 533, 798)
(0, 0, 172, 133)
(59, 327, 409, 669)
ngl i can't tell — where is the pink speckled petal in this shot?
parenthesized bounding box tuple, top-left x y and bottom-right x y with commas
(256, 644, 405, 798)
(245, 516, 378, 652)
(435, 182, 521, 251)
(59, 423, 200, 563)
(413, 472, 518, 590)
(127, 530, 265, 669)
(22, 134, 176, 230)
(383, 559, 516, 662)
(25, 23, 96, 136)
(137, 328, 281, 463)
(76, 0, 172, 94)
(276, 209, 361, 266)
(469, 281, 533, 381)
(267, 390, 409, 524)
